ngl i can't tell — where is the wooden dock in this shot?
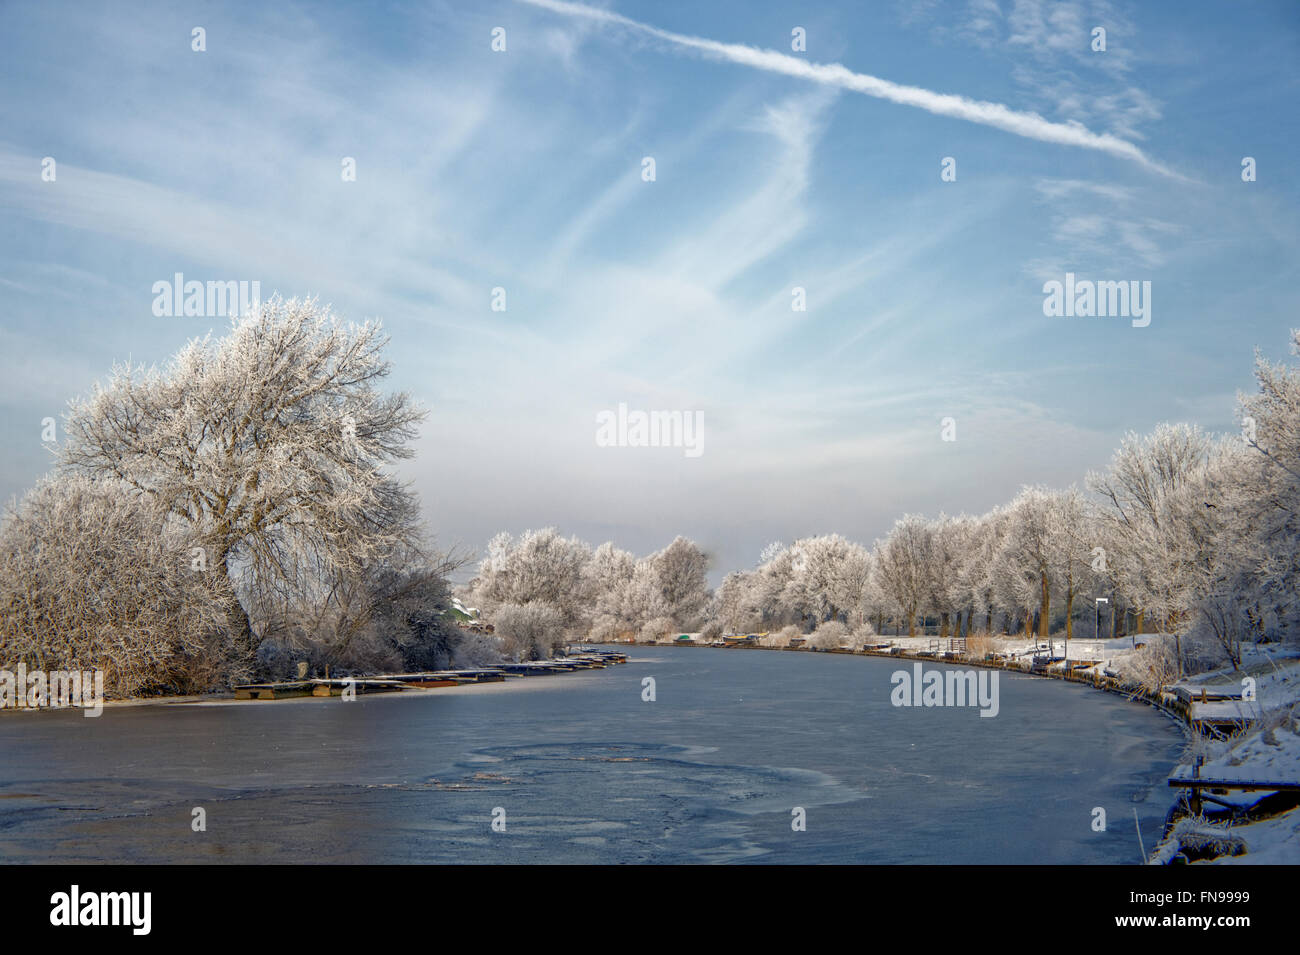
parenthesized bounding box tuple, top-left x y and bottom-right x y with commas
(1169, 776, 1300, 794)
(232, 651, 625, 701)
(308, 678, 408, 697)
(234, 682, 313, 701)
(1168, 774, 1300, 816)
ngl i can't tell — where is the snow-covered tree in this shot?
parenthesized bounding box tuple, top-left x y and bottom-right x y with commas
(966, 507, 1010, 635)
(646, 536, 711, 628)
(582, 541, 638, 633)
(1170, 443, 1258, 668)
(781, 534, 870, 627)
(493, 602, 566, 661)
(860, 552, 895, 636)
(1234, 329, 1300, 645)
(637, 616, 676, 644)
(999, 486, 1058, 640)
(1088, 422, 1214, 637)
(468, 527, 593, 630)
(873, 515, 933, 637)
(926, 515, 972, 641)
(1048, 485, 1102, 649)
(716, 570, 761, 633)
(809, 619, 849, 650)
(0, 475, 243, 695)
(58, 297, 426, 662)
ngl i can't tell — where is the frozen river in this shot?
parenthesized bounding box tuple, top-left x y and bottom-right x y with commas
(0, 647, 1185, 863)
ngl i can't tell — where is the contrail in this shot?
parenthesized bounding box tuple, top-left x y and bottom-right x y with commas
(518, 0, 1183, 179)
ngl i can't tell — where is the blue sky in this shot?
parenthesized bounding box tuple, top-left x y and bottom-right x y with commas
(1, 0, 1298, 580)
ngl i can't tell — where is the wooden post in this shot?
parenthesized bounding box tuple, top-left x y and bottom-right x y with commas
(1190, 756, 1203, 816)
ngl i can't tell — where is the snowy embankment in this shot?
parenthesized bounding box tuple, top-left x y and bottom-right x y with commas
(1012, 633, 1300, 864)
(1136, 643, 1300, 865)
(654, 631, 1300, 863)
(993, 634, 1300, 864)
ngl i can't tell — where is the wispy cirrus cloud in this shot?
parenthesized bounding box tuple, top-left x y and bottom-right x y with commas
(2, 0, 1294, 579)
(1024, 177, 1181, 275)
(906, 1, 1164, 148)
(517, 0, 1184, 178)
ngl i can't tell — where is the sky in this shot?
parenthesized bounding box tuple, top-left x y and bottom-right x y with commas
(1, 0, 1298, 582)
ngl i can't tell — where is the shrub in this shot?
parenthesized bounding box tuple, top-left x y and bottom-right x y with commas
(846, 622, 878, 649)
(637, 616, 675, 644)
(0, 475, 249, 696)
(777, 624, 803, 646)
(1114, 636, 1180, 693)
(810, 620, 849, 650)
(964, 633, 1001, 660)
(492, 602, 565, 660)
(448, 629, 503, 668)
(587, 617, 622, 643)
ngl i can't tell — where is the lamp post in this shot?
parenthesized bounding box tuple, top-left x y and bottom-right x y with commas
(1096, 597, 1109, 651)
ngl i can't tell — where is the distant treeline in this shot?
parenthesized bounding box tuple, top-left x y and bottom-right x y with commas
(2, 301, 1296, 697)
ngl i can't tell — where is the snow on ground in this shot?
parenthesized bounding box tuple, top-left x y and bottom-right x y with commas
(1177, 644, 1300, 697)
(1190, 717, 1300, 782)
(994, 635, 1300, 864)
(1214, 805, 1300, 864)
(1149, 645, 1300, 864)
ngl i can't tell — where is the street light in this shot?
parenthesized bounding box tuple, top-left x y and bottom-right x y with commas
(1096, 597, 1109, 650)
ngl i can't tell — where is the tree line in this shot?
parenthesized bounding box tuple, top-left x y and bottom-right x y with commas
(472, 330, 1300, 681)
(2, 296, 1295, 696)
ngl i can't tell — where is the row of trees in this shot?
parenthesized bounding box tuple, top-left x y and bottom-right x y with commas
(464, 530, 712, 658)
(3, 294, 1295, 693)
(473, 330, 1300, 680)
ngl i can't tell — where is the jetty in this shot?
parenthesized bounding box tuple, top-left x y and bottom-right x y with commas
(232, 649, 626, 701)
(234, 677, 410, 700)
(1168, 764, 1300, 818)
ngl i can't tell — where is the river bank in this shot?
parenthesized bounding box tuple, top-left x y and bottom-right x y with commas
(597, 634, 1300, 864)
(4, 635, 1286, 864)
(0, 651, 628, 714)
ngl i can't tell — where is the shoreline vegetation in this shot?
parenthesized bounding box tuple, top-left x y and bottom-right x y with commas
(2, 301, 1297, 865)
